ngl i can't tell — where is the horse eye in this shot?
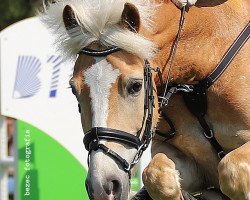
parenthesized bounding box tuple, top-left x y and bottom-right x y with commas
(128, 81, 142, 95)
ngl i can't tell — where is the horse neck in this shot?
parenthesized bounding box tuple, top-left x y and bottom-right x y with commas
(149, 0, 250, 86)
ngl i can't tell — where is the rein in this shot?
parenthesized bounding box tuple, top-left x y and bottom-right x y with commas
(159, 6, 186, 108)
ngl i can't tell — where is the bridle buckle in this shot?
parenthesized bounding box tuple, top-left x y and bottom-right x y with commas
(89, 139, 99, 151)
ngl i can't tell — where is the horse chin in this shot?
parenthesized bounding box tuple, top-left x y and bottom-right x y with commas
(86, 178, 130, 200)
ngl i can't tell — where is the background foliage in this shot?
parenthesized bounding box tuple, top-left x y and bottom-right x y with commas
(0, 0, 43, 31)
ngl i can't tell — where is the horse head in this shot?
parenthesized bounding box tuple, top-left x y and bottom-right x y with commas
(41, 0, 160, 199)
(41, 0, 250, 199)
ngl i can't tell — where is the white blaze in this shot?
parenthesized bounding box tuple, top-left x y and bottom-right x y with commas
(84, 57, 120, 127)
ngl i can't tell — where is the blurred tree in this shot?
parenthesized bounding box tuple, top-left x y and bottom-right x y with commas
(0, 0, 44, 30)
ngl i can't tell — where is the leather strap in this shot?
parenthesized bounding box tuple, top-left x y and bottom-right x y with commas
(98, 144, 130, 171)
(83, 127, 141, 151)
(182, 85, 226, 159)
(79, 46, 120, 57)
(196, 115, 225, 159)
(200, 21, 250, 89)
(155, 111, 176, 140)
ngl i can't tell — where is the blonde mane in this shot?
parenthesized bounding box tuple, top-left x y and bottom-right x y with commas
(40, 0, 158, 59)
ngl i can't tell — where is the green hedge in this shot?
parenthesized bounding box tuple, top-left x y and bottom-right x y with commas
(0, 0, 38, 30)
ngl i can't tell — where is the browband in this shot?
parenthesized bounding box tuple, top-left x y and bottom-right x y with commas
(79, 47, 120, 57)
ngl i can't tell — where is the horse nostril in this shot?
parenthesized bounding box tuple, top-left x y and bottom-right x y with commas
(103, 181, 112, 195)
(103, 180, 121, 196)
(112, 180, 120, 194)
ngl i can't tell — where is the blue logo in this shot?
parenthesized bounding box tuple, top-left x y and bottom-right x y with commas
(47, 55, 64, 97)
(13, 56, 41, 99)
(13, 55, 71, 99)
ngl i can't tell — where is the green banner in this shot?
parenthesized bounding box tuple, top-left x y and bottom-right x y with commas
(17, 120, 89, 200)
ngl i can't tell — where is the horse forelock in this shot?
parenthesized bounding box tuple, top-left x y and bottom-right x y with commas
(40, 0, 158, 59)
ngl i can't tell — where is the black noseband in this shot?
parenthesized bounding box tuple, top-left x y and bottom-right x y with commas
(83, 127, 142, 173)
(83, 127, 141, 151)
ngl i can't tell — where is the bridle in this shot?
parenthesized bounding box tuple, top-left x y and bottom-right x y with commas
(82, 52, 155, 176)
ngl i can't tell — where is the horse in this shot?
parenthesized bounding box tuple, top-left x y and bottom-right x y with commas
(41, 0, 250, 199)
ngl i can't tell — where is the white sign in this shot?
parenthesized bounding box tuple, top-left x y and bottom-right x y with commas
(0, 17, 87, 168)
(0, 17, 152, 190)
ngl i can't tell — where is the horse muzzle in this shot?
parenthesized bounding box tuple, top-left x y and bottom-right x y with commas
(85, 159, 130, 200)
(84, 127, 137, 200)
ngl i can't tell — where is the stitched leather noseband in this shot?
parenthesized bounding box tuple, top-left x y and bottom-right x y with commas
(83, 127, 142, 171)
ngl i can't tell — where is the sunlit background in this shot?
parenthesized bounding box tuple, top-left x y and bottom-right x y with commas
(1, 2, 43, 200)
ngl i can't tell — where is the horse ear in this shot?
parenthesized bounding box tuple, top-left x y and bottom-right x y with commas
(121, 3, 140, 32)
(63, 5, 79, 31)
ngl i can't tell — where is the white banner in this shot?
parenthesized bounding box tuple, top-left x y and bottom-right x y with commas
(0, 17, 87, 168)
(0, 18, 152, 189)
